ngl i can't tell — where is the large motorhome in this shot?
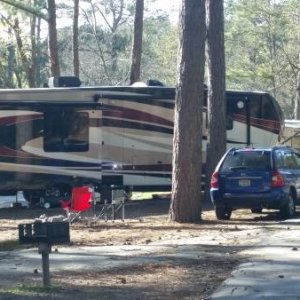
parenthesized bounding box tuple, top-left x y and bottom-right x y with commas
(0, 77, 284, 206)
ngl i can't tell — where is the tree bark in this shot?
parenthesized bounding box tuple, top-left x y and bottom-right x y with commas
(73, 0, 80, 77)
(47, 0, 60, 76)
(110, 0, 124, 73)
(12, 18, 35, 87)
(7, 43, 15, 88)
(29, 6, 37, 87)
(205, 0, 226, 200)
(294, 54, 300, 119)
(129, 0, 144, 84)
(169, 0, 206, 223)
(36, 13, 43, 86)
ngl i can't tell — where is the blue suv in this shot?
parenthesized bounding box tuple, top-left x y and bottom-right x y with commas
(210, 146, 300, 220)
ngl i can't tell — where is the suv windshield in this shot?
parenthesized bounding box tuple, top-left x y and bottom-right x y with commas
(221, 150, 271, 172)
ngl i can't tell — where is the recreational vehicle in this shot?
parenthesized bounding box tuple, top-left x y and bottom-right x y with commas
(0, 77, 284, 206)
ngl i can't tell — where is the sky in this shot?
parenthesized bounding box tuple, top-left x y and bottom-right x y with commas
(145, 0, 181, 22)
(54, 0, 181, 29)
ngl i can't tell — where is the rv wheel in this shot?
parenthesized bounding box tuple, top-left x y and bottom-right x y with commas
(45, 184, 71, 198)
(44, 202, 51, 209)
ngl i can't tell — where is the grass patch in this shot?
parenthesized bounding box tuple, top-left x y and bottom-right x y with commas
(0, 240, 20, 251)
(1, 284, 62, 295)
(0, 239, 33, 251)
(131, 191, 170, 201)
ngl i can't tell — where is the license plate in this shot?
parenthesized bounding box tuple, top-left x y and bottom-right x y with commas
(239, 179, 251, 187)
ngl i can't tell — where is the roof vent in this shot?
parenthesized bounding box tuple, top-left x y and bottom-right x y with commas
(131, 81, 147, 87)
(147, 79, 164, 86)
(48, 76, 81, 88)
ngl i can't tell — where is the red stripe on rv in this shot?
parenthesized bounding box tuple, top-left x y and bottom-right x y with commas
(0, 145, 38, 158)
(233, 114, 281, 134)
(0, 114, 42, 126)
(103, 105, 173, 127)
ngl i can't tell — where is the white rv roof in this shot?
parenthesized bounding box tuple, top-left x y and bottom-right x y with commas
(0, 87, 151, 102)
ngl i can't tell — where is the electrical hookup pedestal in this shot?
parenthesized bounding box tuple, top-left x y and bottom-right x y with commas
(18, 221, 70, 286)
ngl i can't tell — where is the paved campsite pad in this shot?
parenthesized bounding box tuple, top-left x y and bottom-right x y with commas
(0, 199, 298, 299)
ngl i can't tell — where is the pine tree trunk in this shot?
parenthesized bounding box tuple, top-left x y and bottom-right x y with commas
(7, 44, 15, 88)
(129, 0, 144, 84)
(29, 8, 37, 87)
(294, 54, 300, 119)
(205, 0, 226, 201)
(36, 16, 43, 86)
(169, 0, 206, 223)
(13, 18, 35, 87)
(47, 0, 60, 76)
(73, 0, 80, 77)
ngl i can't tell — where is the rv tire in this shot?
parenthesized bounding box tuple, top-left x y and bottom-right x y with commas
(43, 202, 51, 209)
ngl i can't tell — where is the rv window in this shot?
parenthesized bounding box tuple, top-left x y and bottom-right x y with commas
(226, 94, 266, 130)
(44, 110, 89, 152)
(227, 95, 246, 116)
(261, 96, 279, 121)
(227, 95, 262, 118)
(226, 94, 246, 130)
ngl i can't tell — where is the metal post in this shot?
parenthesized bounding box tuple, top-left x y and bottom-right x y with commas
(122, 199, 125, 221)
(39, 243, 51, 287)
(104, 199, 108, 222)
(112, 203, 115, 220)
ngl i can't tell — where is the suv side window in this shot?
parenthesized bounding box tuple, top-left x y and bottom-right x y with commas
(283, 152, 299, 169)
(293, 152, 300, 168)
(275, 151, 285, 168)
(276, 151, 300, 169)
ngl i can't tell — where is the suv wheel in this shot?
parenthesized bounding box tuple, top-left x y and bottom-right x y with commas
(215, 206, 232, 220)
(280, 192, 295, 218)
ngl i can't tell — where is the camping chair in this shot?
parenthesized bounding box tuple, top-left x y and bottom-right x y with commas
(96, 189, 125, 222)
(60, 186, 93, 223)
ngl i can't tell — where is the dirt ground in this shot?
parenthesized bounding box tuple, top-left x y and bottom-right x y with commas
(0, 198, 289, 299)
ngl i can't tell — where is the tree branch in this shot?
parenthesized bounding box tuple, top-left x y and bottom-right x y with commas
(0, 0, 47, 20)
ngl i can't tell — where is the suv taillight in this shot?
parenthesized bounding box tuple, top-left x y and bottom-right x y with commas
(271, 170, 284, 187)
(210, 171, 219, 188)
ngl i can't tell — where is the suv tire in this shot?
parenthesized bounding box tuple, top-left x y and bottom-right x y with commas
(280, 192, 295, 218)
(215, 206, 232, 220)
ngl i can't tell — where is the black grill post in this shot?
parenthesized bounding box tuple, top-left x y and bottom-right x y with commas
(18, 222, 70, 287)
(38, 243, 51, 286)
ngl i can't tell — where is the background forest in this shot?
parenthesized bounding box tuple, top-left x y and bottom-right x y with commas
(0, 0, 300, 118)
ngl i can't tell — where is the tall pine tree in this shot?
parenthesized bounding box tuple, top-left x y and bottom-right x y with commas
(205, 0, 226, 202)
(169, 0, 206, 223)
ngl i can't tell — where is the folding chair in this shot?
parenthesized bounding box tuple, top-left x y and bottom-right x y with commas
(95, 189, 125, 222)
(60, 186, 93, 223)
(111, 189, 125, 221)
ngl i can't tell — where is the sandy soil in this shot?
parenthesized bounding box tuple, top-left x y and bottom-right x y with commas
(0, 199, 287, 299)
